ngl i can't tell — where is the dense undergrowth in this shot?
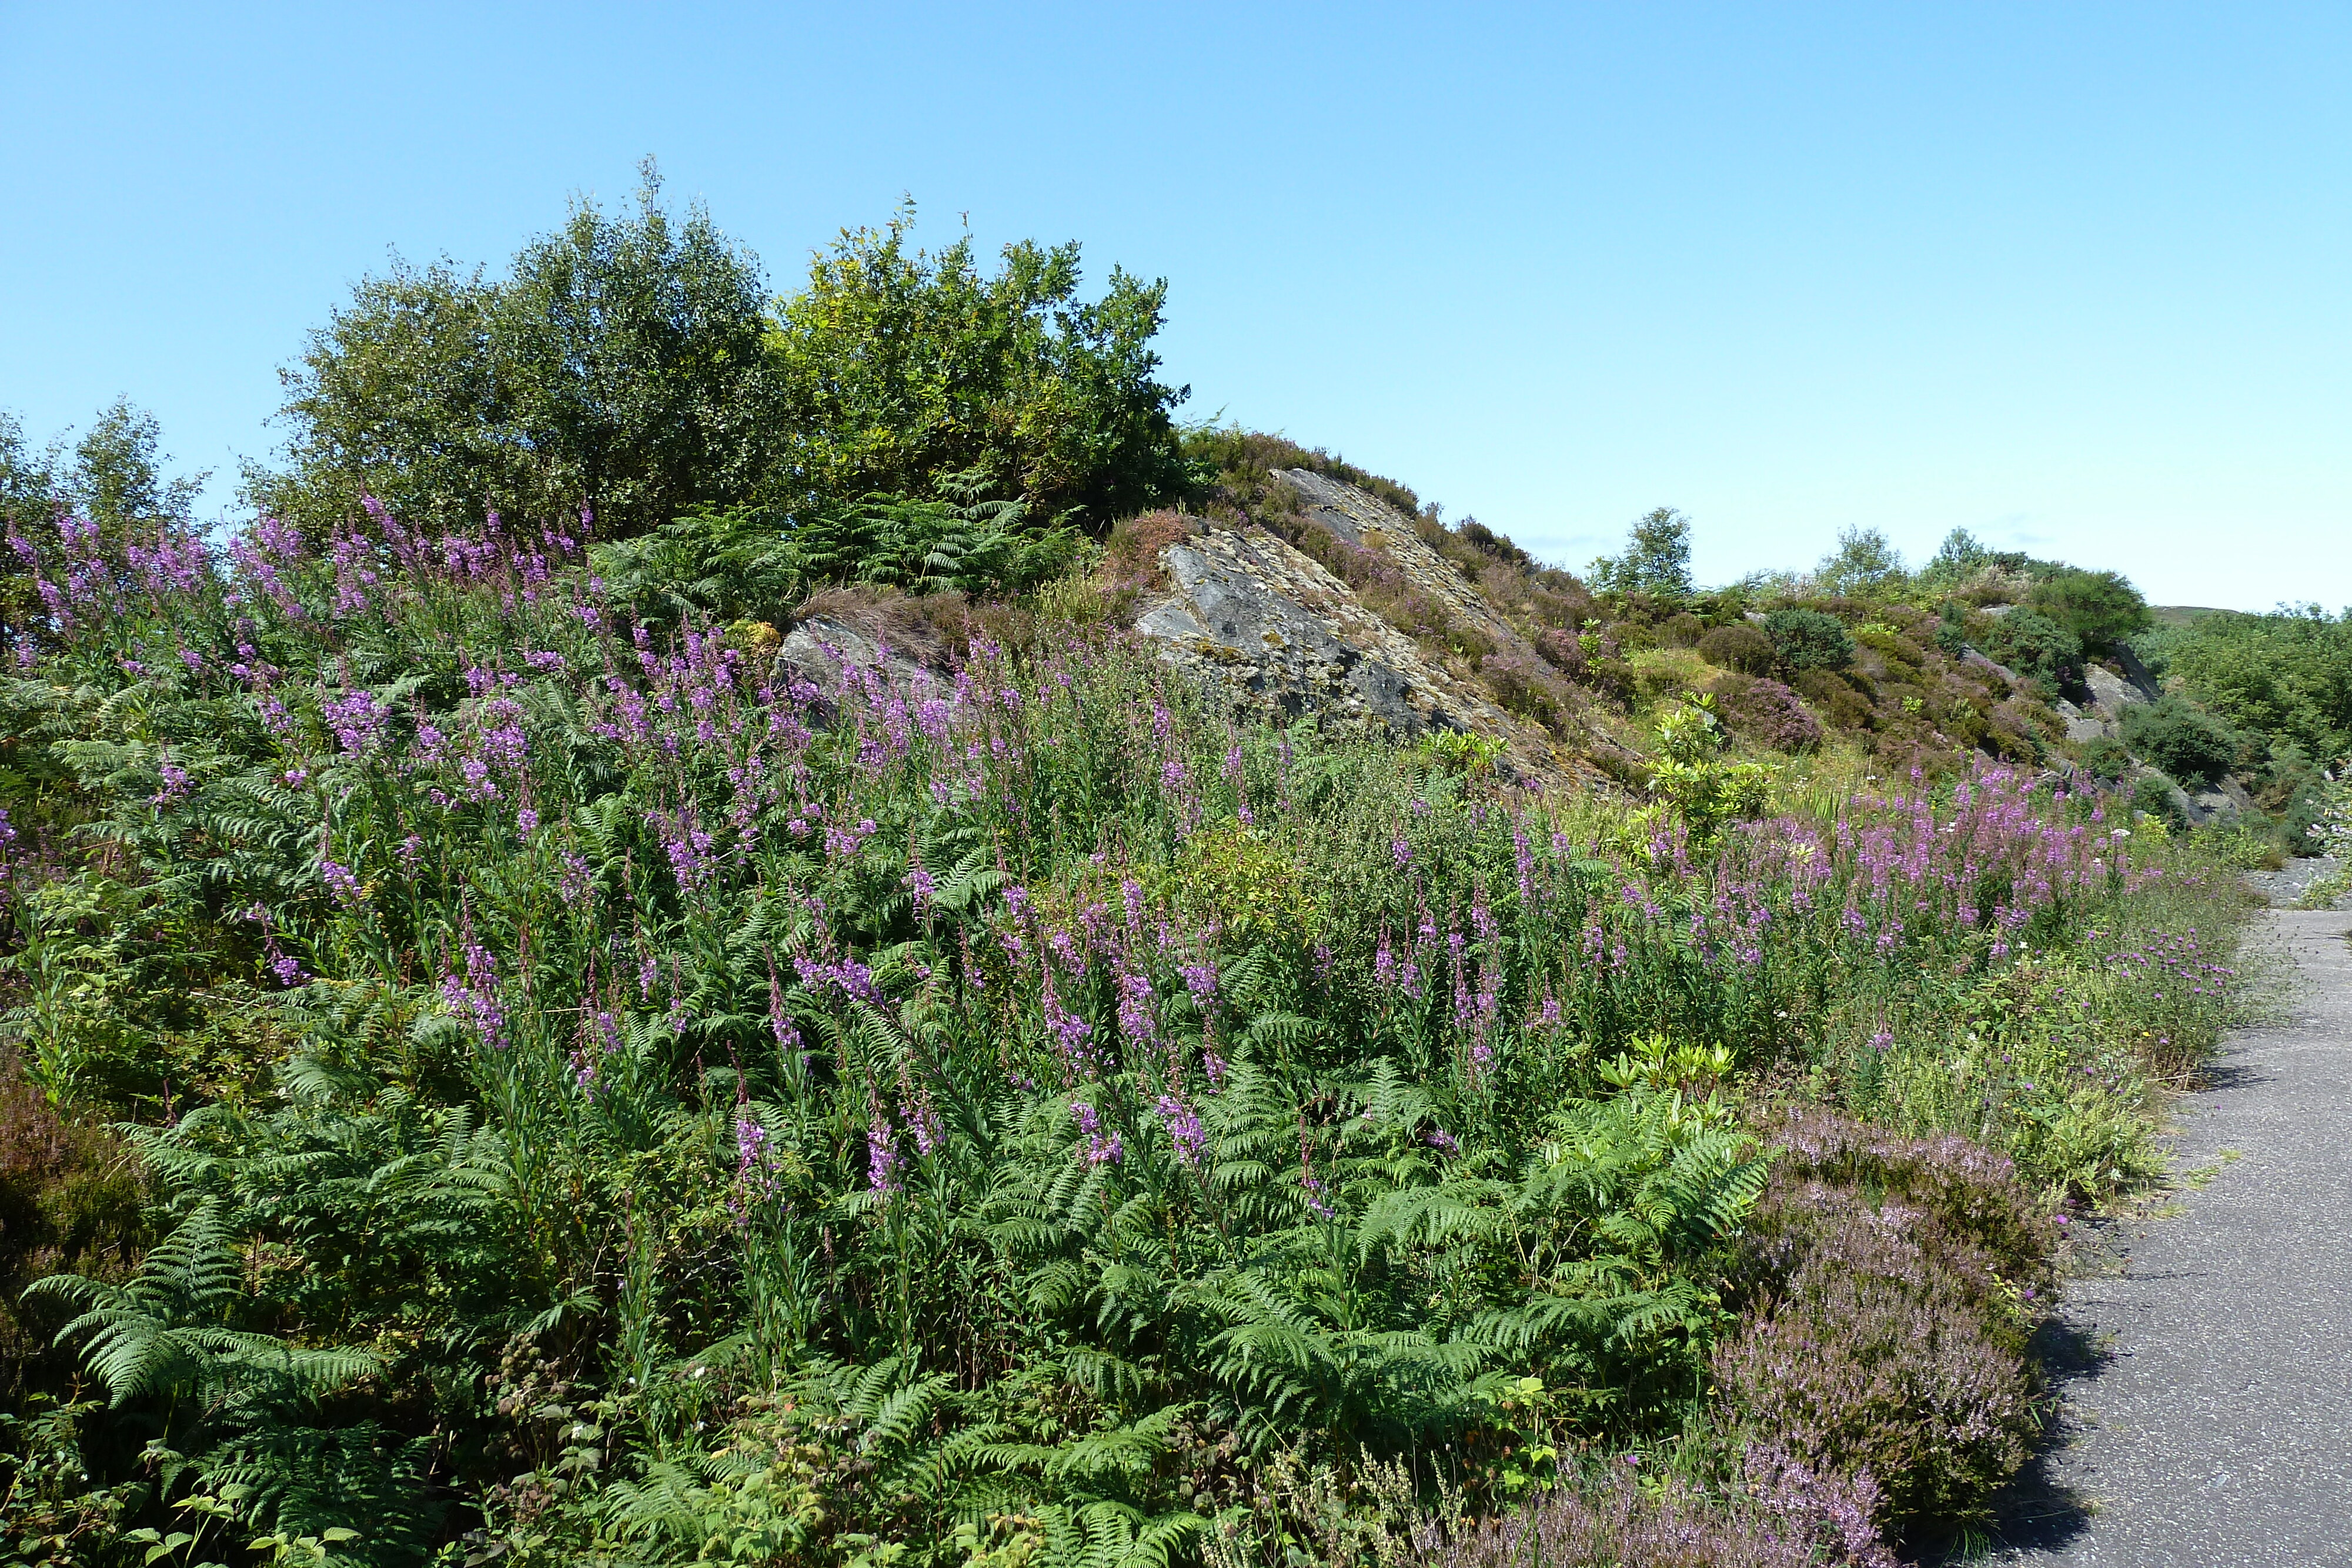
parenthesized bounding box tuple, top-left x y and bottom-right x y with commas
(0, 488, 2250, 1567)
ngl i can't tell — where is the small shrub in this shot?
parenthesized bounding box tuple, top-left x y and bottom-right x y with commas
(1104, 509, 1195, 588)
(1411, 1462, 1893, 1568)
(1532, 625, 1585, 674)
(2120, 696, 2238, 786)
(1984, 610, 2081, 693)
(2026, 567, 2151, 649)
(1794, 668, 1875, 731)
(1754, 1106, 2054, 1285)
(2078, 734, 2130, 784)
(1631, 648, 1708, 703)
(1717, 1108, 2051, 1540)
(1697, 623, 1775, 675)
(1932, 620, 1968, 660)
(1765, 608, 1854, 672)
(1713, 676, 1823, 753)
(2132, 770, 2190, 828)
(1854, 627, 1926, 671)
(1660, 611, 1706, 648)
(1585, 655, 1638, 706)
(1479, 651, 1573, 732)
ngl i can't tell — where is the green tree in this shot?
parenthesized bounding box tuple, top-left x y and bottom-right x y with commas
(1816, 526, 1907, 599)
(2138, 606, 2352, 761)
(264, 161, 774, 538)
(493, 159, 776, 536)
(258, 258, 508, 532)
(766, 206, 1190, 527)
(1917, 529, 1989, 586)
(1590, 507, 1695, 600)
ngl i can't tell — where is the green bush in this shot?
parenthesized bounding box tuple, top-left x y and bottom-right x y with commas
(1763, 609, 1853, 672)
(1660, 612, 1705, 648)
(2078, 735, 2131, 784)
(1696, 623, 1774, 675)
(2121, 696, 2239, 787)
(258, 180, 1188, 540)
(2133, 606, 2352, 764)
(1984, 610, 2082, 693)
(1793, 668, 1875, 730)
(2132, 770, 2190, 827)
(2025, 568, 2151, 650)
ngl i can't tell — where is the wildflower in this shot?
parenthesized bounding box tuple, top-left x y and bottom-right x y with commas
(1155, 1094, 1207, 1166)
(867, 1115, 902, 1194)
(1070, 1101, 1122, 1165)
(320, 858, 363, 906)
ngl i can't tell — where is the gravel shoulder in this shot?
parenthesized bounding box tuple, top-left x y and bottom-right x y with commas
(1983, 905, 2352, 1565)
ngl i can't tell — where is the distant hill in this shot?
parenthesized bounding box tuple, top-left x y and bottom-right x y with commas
(2150, 604, 2229, 627)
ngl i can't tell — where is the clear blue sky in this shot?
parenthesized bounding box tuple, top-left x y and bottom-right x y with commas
(4, 2, 2347, 610)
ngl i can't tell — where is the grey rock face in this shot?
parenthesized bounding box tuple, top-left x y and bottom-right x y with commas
(2082, 663, 2147, 717)
(1125, 470, 1617, 787)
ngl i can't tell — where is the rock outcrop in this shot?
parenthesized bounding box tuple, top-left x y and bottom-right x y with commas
(1130, 469, 1618, 787)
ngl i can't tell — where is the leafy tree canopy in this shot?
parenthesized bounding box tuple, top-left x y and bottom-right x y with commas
(2136, 604, 2352, 762)
(259, 175, 1188, 542)
(767, 207, 1190, 528)
(262, 161, 773, 539)
(1590, 507, 1695, 601)
(1815, 526, 1907, 599)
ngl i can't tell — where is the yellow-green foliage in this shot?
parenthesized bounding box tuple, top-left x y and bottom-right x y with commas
(1150, 825, 1319, 954)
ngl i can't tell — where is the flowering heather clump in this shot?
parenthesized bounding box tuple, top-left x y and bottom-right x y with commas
(1410, 1464, 1893, 1568)
(1756, 1104, 2056, 1287)
(1713, 1106, 2053, 1536)
(1712, 673, 1823, 753)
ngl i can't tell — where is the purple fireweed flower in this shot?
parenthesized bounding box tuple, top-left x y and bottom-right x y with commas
(320, 858, 363, 906)
(1070, 1101, 1123, 1165)
(440, 938, 506, 1048)
(867, 1115, 902, 1194)
(1155, 1093, 1208, 1166)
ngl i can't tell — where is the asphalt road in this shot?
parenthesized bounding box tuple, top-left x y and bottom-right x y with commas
(1986, 907, 2352, 1566)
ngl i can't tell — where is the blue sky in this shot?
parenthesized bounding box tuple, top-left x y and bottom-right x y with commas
(4, 2, 2347, 610)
